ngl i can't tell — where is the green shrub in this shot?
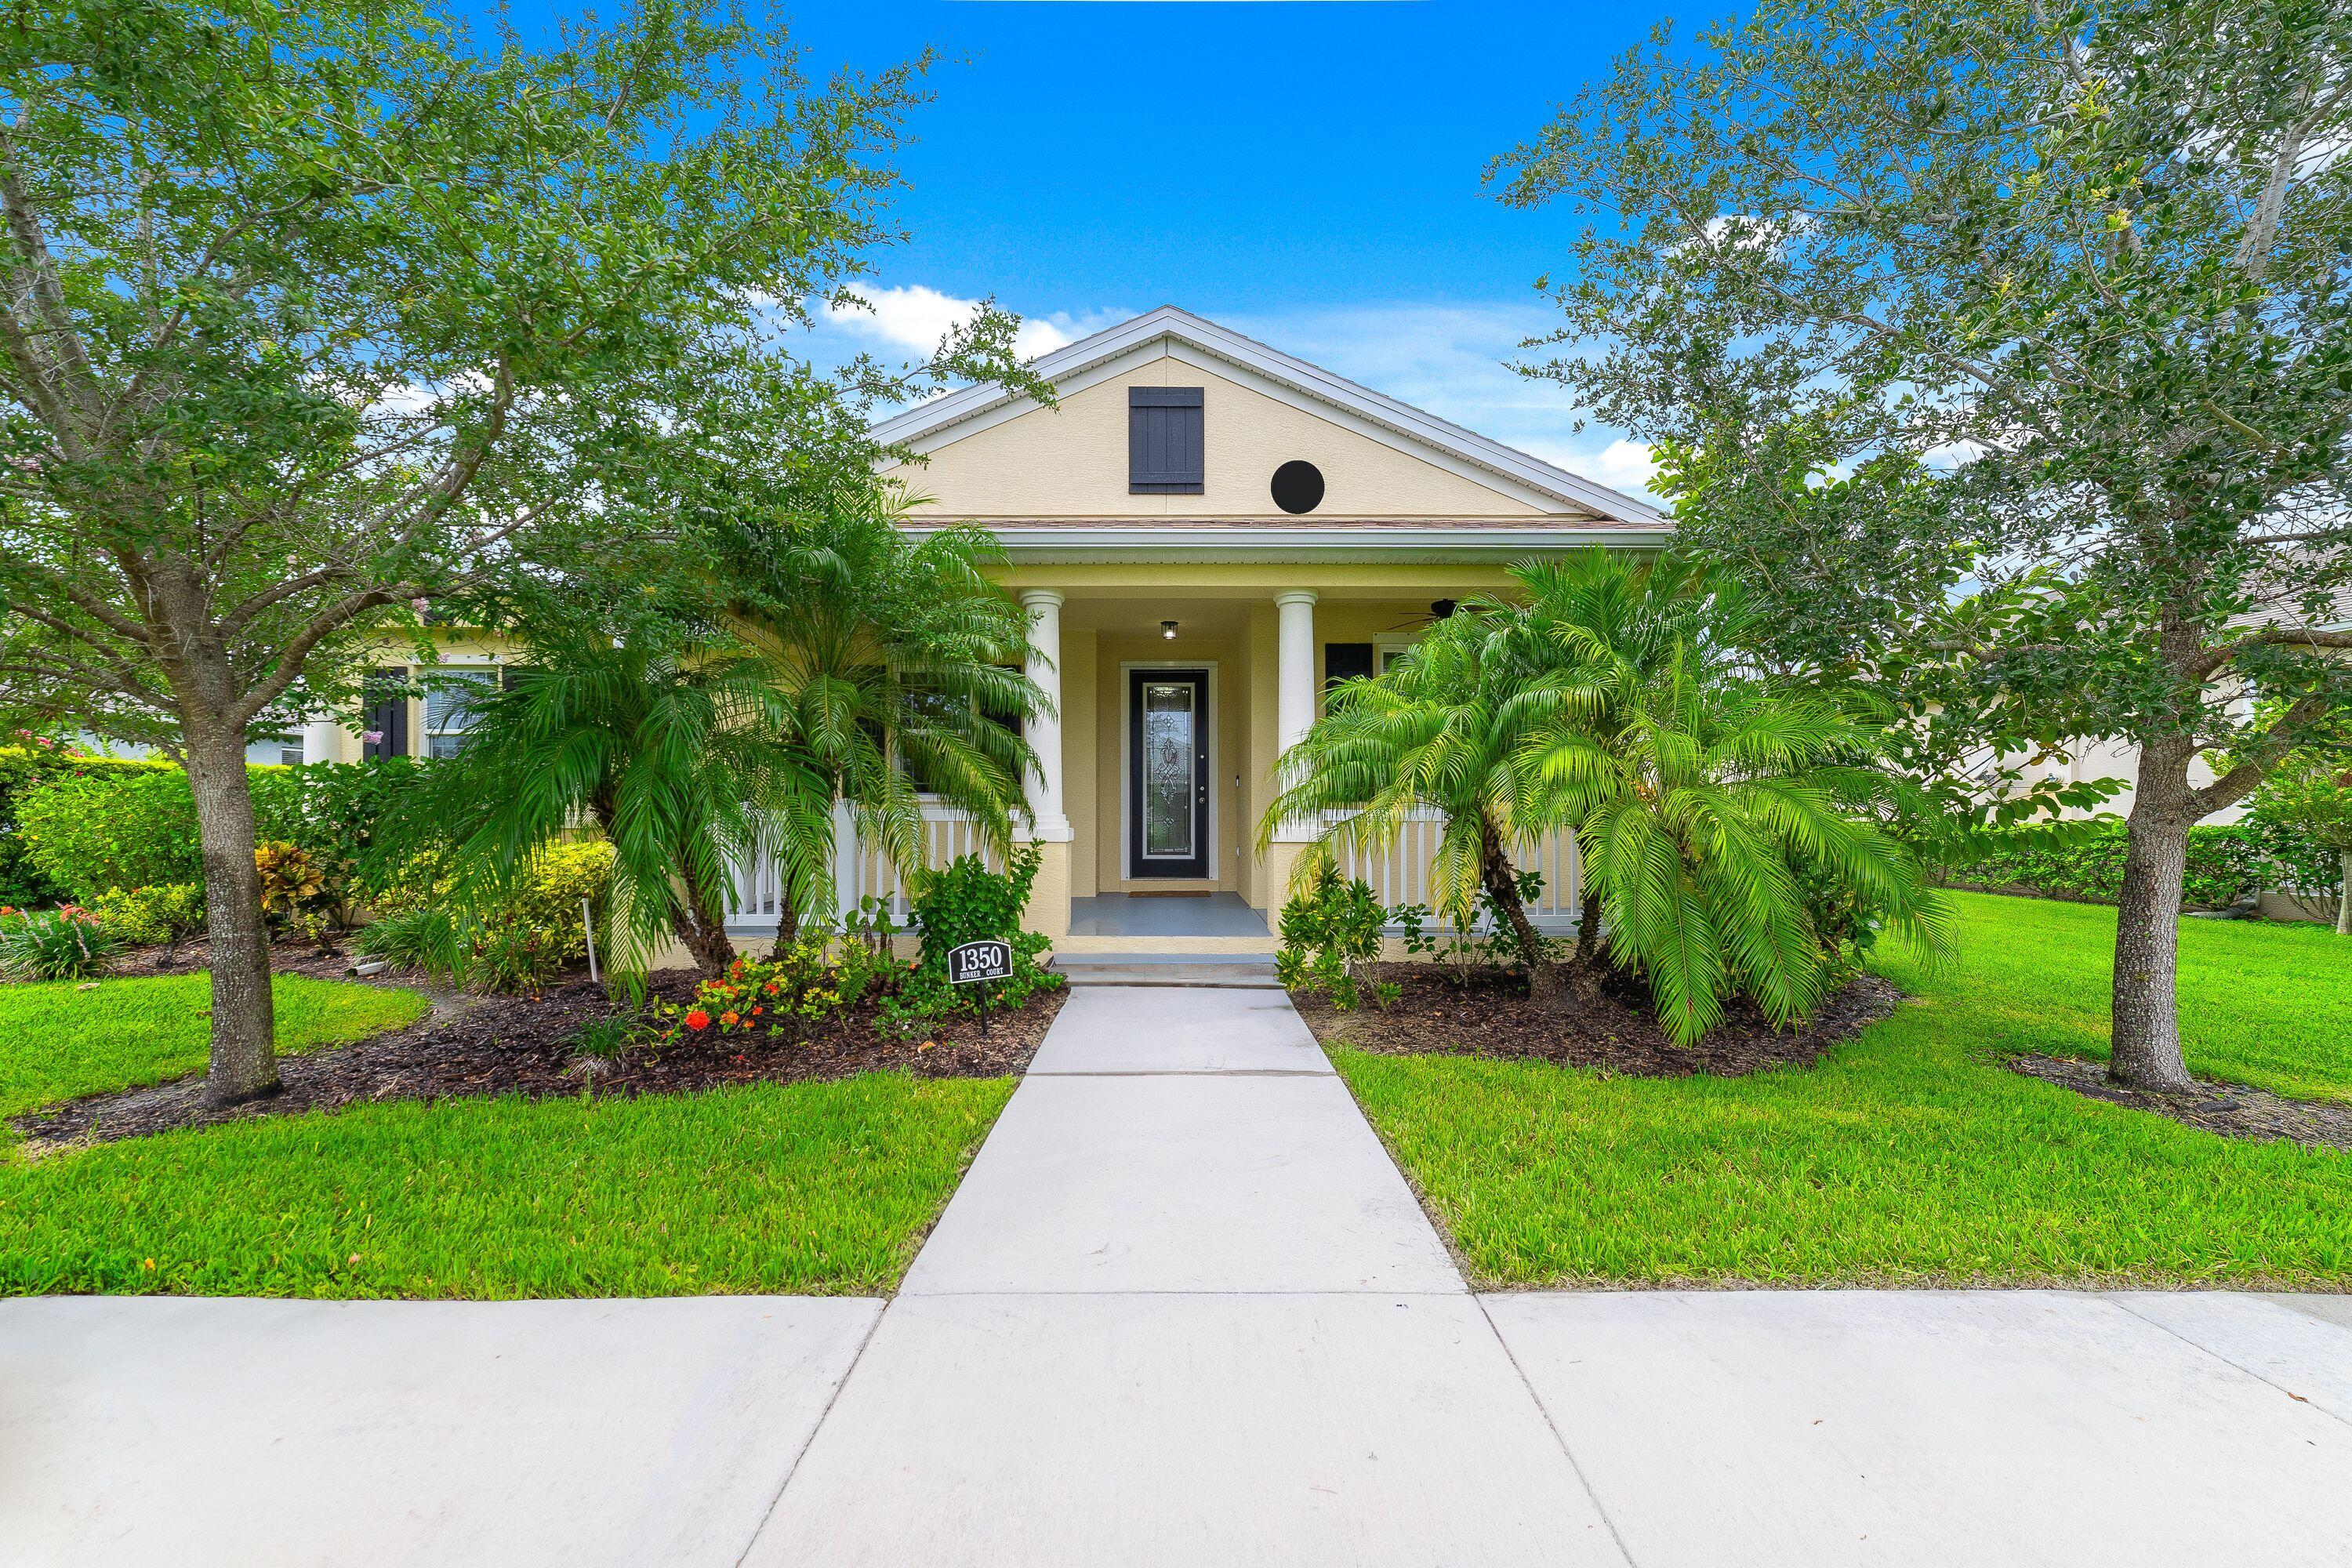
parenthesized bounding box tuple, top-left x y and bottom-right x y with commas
(2245, 779, 2350, 897)
(565, 1011, 645, 1061)
(354, 907, 464, 973)
(463, 924, 569, 996)
(494, 839, 613, 964)
(0, 906, 122, 980)
(889, 848, 1059, 1032)
(1277, 868, 1397, 1011)
(0, 748, 189, 904)
(909, 848, 1037, 963)
(83, 884, 205, 947)
(1948, 821, 2267, 909)
(9, 759, 432, 914)
(285, 759, 440, 905)
(16, 771, 204, 897)
(354, 840, 613, 993)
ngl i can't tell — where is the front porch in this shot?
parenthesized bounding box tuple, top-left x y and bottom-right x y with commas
(724, 571, 1588, 956)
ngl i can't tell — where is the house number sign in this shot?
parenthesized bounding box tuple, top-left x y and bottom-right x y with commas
(946, 938, 1014, 1036)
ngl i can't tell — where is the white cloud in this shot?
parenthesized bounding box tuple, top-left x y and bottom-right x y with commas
(1226, 302, 1661, 503)
(822, 285, 1127, 364)
(1537, 437, 1657, 499)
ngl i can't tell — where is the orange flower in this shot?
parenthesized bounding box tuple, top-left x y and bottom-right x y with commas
(684, 1010, 711, 1031)
(720, 1011, 739, 1026)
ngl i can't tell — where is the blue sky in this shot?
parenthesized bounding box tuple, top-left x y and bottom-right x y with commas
(508, 2, 1686, 497)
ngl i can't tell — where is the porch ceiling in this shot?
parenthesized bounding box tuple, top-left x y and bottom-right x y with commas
(1064, 598, 1252, 638)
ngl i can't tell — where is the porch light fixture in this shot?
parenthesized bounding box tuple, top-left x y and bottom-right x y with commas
(1160, 619, 1179, 640)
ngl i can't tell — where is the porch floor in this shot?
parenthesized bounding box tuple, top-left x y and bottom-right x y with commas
(1066, 893, 1270, 938)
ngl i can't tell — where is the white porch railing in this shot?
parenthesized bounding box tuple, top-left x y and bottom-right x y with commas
(1330, 808, 1585, 931)
(724, 801, 1002, 931)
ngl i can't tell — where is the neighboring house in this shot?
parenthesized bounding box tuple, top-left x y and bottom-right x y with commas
(834, 307, 1667, 954)
(74, 731, 304, 768)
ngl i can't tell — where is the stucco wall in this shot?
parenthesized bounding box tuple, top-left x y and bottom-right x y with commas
(883, 352, 1552, 521)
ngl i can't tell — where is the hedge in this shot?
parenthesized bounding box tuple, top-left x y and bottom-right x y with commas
(1947, 819, 2328, 910)
(9, 758, 435, 909)
(0, 745, 185, 906)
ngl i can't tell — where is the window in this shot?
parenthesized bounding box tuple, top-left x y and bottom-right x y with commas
(1129, 387, 1203, 494)
(424, 667, 498, 759)
(1323, 641, 1374, 692)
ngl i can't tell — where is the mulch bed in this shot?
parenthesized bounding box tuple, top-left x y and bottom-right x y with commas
(89, 935, 372, 983)
(12, 966, 1065, 1151)
(2009, 1054, 2352, 1152)
(1292, 963, 1901, 1077)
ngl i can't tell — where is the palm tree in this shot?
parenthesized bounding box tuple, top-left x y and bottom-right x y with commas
(1260, 606, 1601, 1010)
(1522, 641, 1955, 1044)
(1480, 549, 1737, 977)
(425, 612, 801, 980)
(716, 479, 1044, 952)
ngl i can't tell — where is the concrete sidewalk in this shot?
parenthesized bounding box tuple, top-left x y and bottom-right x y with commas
(7, 985, 2352, 1566)
(750, 985, 1619, 1565)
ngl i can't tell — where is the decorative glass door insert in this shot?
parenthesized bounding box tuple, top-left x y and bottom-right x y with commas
(1142, 681, 1196, 860)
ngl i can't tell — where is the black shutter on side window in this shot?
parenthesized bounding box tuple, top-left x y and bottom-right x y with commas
(1129, 387, 1204, 493)
(1324, 643, 1374, 692)
(362, 667, 408, 760)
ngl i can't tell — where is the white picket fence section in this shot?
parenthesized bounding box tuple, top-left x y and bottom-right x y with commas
(1331, 808, 1585, 931)
(724, 802, 1001, 931)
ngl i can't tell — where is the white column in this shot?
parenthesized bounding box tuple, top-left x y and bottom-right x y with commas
(1020, 589, 1072, 842)
(1272, 589, 1319, 844)
(1275, 589, 1318, 753)
(301, 713, 342, 766)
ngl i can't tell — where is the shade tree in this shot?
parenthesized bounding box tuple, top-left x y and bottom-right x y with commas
(1498, 0, 2352, 1088)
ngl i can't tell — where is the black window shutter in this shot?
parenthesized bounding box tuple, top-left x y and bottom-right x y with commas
(1129, 387, 1204, 494)
(362, 667, 408, 760)
(1324, 643, 1374, 692)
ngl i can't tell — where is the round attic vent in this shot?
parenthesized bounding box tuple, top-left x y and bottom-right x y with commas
(1270, 459, 1325, 515)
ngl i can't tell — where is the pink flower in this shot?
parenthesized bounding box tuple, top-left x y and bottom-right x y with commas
(410, 597, 430, 615)
(361, 730, 383, 745)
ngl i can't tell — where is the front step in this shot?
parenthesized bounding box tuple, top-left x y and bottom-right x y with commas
(1051, 952, 1283, 989)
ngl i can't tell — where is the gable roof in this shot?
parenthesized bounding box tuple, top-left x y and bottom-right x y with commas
(869, 306, 1664, 527)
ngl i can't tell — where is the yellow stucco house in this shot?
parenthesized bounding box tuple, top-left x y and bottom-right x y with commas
(311, 307, 1668, 960)
(864, 307, 1664, 957)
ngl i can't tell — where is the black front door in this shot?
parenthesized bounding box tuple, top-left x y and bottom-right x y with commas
(1128, 668, 1210, 879)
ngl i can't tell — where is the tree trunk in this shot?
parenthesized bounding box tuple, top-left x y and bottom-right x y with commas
(1481, 820, 1576, 1014)
(2338, 850, 2350, 937)
(671, 869, 739, 980)
(1570, 883, 1606, 1000)
(2109, 744, 2197, 1093)
(771, 880, 800, 959)
(184, 723, 279, 1104)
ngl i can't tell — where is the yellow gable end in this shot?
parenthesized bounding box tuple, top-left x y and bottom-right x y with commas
(880, 353, 1557, 522)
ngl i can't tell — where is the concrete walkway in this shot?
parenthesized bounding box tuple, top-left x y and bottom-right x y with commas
(8, 985, 2352, 1566)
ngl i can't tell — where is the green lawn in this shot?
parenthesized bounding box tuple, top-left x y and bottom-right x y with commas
(0, 1073, 1014, 1298)
(0, 973, 431, 1120)
(1333, 891, 2352, 1289)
